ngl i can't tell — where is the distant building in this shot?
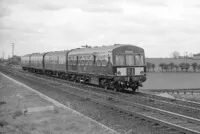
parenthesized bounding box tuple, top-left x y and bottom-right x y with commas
(193, 53, 200, 60)
(178, 56, 185, 59)
(178, 55, 193, 59)
(0, 58, 6, 62)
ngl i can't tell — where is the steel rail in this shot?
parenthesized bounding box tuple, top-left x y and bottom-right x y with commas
(140, 91, 200, 107)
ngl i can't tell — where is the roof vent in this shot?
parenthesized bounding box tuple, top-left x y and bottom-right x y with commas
(81, 45, 91, 48)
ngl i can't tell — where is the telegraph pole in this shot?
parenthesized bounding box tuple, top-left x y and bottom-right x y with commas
(11, 43, 14, 57)
(185, 51, 188, 63)
(2, 51, 4, 59)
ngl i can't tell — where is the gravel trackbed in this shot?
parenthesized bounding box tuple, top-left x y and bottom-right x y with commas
(0, 72, 118, 134)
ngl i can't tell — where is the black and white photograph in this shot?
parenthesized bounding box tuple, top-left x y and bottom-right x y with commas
(1, 0, 200, 134)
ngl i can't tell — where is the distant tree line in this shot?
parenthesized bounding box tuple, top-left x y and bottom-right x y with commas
(146, 62, 200, 72)
(3, 55, 21, 66)
(170, 51, 193, 59)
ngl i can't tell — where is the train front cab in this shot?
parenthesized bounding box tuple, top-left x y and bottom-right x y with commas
(111, 46, 146, 92)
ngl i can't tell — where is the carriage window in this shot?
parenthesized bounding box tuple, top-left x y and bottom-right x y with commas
(102, 60, 107, 66)
(81, 60, 85, 66)
(88, 56, 93, 66)
(77, 56, 81, 65)
(97, 60, 102, 66)
(55, 56, 57, 64)
(85, 60, 88, 66)
(69, 60, 72, 65)
(68, 56, 72, 65)
(126, 55, 134, 66)
(57, 56, 59, 64)
(59, 56, 65, 64)
(84, 56, 89, 66)
(79, 56, 84, 66)
(88, 60, 93, 66)
(72, 56, 77, 65)
(135, 54, 144, 65)
(81, 56, 85, 66)
(116, 55, 125, 66)
(84, 56, 88, 66)
(62, 56, 65, 64)
(52, 56, 56, 64)
(96, 56, 102, 66)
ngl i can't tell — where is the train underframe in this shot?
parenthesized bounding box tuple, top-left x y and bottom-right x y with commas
(23, 67, 146, 92)
(98, 76, 146, 92)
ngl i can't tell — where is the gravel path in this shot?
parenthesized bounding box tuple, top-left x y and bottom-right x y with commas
(0, 73, 118, 134)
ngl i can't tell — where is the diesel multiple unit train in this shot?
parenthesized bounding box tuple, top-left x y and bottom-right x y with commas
(21, 44, 147, 92)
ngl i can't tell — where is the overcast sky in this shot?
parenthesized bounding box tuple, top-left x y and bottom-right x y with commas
(0, 0, 200, 58)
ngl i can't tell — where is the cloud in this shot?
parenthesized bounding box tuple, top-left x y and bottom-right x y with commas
(1, 0, 200, 58)
(78, 0, 123, 13)
(0, 0, 67, 12)
(3, 0, 124, 13)
(80, 6, 123, 13)
(0, 6, 11, 17)
(129, 0, 167, 7)
(37, 3, 66, 11)
(0, 21, 14, 30)
(0, 17, 41, 34)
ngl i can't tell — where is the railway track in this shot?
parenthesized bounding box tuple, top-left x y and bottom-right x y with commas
(1, 66, 200, 134)
(138, 91, 200, 109)
(144, 89, 200, 93)
(121, 92, 200, 120)
(22, 68, 200, 120)
(18, 69, 200, 119)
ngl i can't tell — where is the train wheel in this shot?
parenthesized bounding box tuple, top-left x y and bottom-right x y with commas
(131, 86, 138, 93)
(132, 88, 136, 93)
(104, 82, 109, 90)
(114, 88, 119, 92)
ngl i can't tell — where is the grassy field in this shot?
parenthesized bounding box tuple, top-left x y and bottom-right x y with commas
(141, 72, 200, 90)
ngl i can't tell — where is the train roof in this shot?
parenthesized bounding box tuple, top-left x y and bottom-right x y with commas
(45, 50, 69, 56)
(21, 54, 32, 57)
(68, 44, 144, 55)
(31, 52, 47, 57)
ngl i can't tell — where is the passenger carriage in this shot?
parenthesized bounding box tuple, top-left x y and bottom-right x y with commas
(21, 54, 32, 71)
(44, 51, 69, 77)
(68, 44, 146, 92)
(29, 53, 46, 74)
